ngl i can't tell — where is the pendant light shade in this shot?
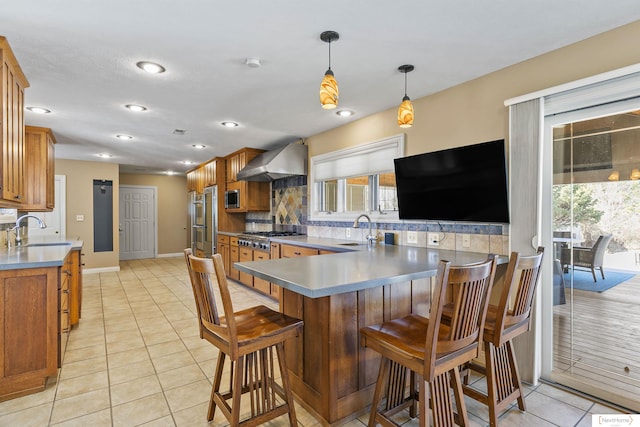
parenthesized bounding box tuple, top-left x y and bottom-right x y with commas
(319, 31, 339, 109)
(397, 64, 415, 128)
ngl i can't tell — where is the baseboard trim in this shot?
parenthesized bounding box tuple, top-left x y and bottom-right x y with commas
(158, 253, 183, 258)
(83, 266, 121, 274)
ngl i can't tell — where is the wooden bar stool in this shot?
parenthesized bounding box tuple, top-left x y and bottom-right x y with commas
(360, 255, 498, 427)
(186, 253, 303, 426)
(461, 247, 544, 426)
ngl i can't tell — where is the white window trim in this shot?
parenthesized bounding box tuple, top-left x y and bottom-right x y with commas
(309, 134, 405, 223)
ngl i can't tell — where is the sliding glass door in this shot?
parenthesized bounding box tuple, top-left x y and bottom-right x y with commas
(542, 100, 640, 410)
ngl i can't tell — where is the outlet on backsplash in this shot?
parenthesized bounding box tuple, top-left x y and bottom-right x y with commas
(407, 231, 418, 244)
(428, 232, 439, 246)
(345, 228, 351, 238)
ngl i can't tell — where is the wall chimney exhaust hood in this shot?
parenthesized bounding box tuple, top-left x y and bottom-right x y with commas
(237, 143, 307, 181)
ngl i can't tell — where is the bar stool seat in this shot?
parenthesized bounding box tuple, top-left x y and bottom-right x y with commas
(186, 252, 302, 426)
(461, 248, 544, 427)
(361, 255, 498, 427)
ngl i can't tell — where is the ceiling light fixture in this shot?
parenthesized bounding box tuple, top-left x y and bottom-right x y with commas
(125, 104, 147, 112)
(98, 153, 112, 158)
(116, 134, 133, 140)
(192, 144, 206, 149)
(26, 106, 51, 114)
(319, 30, 339, 110)
(136, 61, 166, 74)
(245, 57, 261, 68)
(183, 160, 194, 165)
(397, 65, 415, 128)
(336, 110, 354, 117)
(221, 121, 239, 128)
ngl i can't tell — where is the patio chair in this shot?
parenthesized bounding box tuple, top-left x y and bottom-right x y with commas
(561, 234, 613, 282)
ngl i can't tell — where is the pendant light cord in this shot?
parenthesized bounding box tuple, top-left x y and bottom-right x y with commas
(404, 72, 408, 97)
(328, 40, 332, 70)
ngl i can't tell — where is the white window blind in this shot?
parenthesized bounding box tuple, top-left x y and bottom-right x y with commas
(312, 134, 404, 182)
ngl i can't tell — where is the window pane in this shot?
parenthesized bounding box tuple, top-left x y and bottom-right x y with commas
(379, 172, 398, 211)
(320, 180, 338, 212)
(346, 176, 369, 211)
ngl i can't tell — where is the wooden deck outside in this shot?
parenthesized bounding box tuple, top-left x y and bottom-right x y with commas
(552, 271, 640, 409)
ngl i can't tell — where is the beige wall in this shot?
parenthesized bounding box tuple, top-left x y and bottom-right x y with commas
(55, 159, 120, 270)
(308, 20, 640, 158)
(119, 173, 189, 255)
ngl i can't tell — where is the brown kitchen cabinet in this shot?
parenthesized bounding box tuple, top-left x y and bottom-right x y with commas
(228, 236, 240, 281)
(186, 166, 205, 194)
(203, 159, 217, 187)
(252, 251, 271, 295)
(0, 37, 29, 207)
(68, 248, 83, 327)
(269, 243, 281, 298)
(217, 234, 230, 275)
(281, 244, 319, 258)
(21, 126, 56, 211)
(238, 246, 253, 287)
(0, 266, 59, 401)
(224, 148, 270, 212)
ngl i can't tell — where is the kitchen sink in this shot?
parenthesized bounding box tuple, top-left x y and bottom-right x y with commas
(338, 242, 365, 246)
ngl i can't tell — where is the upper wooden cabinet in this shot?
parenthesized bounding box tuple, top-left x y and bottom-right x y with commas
(186, 166, 205, 194)
(21, 126, 56, 211)
(226, 147, 263, 183)
(0, 36, 29, 207)
(203, 159, 217, 187)
(224, 148, 270, 212)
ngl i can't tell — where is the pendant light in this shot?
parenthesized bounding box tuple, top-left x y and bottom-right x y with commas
(319, 31, 339, 109)
(397, 64, 415, 128)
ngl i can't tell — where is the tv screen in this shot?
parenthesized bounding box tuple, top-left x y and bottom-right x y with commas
(394, 139, 509, 223)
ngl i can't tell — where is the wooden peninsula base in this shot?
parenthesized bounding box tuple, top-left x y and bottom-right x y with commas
(280, 278, 432, 425)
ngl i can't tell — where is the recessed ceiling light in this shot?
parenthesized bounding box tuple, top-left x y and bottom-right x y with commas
(221, 121, 239, 128)
(336, 110, 354, 117)
(116, 134, 133, 140)
(125, 104, 147, 112)
(166, 171, 175, 175)
(98, 153, 113, 158)
(26, 106, 51, 114)
(192, 144, 206, 149)
(182, 160, 194, 165)
(136, 61, 166, 74)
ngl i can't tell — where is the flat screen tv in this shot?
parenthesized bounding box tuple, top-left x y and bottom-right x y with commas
(394, 139, 509, 223)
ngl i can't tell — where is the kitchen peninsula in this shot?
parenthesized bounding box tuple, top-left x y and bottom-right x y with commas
(235, 237, 503, 425)
(0, 238, 83, 401)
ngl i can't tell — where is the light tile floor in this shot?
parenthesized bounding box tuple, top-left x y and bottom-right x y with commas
(0, 256, 628, 426)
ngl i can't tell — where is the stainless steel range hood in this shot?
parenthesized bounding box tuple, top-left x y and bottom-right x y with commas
(236, 143, 307, 182)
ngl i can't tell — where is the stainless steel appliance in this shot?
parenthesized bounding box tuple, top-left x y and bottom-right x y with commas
(224, 189, 240, 209)
(191, 193, 204, 254)
(236, 231, 304, 252)
(191, 187, 218, 256)
(203, 186, 217, 256)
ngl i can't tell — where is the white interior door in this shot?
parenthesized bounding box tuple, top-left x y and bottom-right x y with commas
(28, 175, 66, 238)
(120, 186, 156, 260)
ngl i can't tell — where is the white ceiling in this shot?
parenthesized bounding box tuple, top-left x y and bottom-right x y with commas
(2, 1, 639, 174)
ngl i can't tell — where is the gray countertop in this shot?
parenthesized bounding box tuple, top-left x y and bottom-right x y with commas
(235, 237, 502, 298)
(0, 236, 83, 271)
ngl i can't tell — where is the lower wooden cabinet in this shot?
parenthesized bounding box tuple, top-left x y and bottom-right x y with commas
(0, 267, 59, 401)
(239, 247, 253, 287)
(217, 235, 230, 276)
(252, 251, 271, 294)
(0, 247, 83, 402)
(229, 237, 240, 281)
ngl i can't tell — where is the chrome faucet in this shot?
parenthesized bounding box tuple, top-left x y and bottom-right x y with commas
(353, 214, 377, 247)
(7, 214, 47, 247)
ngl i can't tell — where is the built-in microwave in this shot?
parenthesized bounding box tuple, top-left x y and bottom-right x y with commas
(225, 189, 240, 209)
